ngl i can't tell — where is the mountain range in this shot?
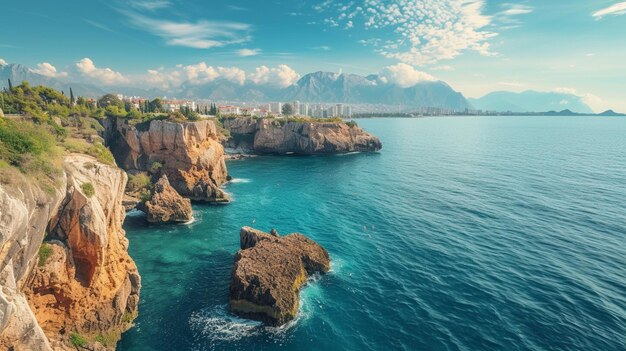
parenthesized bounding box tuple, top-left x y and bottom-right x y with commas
(0, 62, 597, 113)
(469, 91, 594, 114)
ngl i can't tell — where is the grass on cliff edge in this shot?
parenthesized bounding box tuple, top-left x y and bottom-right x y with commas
(0, 118, 64, 193)
(70, 332, 88, 347)
(38, 244, 53, 266)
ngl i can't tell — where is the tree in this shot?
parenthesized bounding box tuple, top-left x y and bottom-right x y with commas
(149, 98, 163, 113)
(97, 94, 124, 109)
(70, 88, 75, 105)
(7, 79, 12, 90)
(282, 103, 294, 116)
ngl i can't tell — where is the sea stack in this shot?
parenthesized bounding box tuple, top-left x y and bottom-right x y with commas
(140, 174, 193, 223)
(229, 227, 331, 326)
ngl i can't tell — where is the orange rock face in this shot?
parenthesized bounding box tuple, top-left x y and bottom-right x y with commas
(25, 155, 140, 350)
(110, 118, 229, 202)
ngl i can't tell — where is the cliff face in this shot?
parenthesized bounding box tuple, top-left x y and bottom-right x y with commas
(0, 172, 67, 351)
(108, 118, 229, 202)
(0, 155, 140, 350)
(223, 118, 382, 155)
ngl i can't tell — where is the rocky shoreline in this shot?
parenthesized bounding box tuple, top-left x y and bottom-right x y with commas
(0, 115, 380, 349)
(222, 117, 382, 155)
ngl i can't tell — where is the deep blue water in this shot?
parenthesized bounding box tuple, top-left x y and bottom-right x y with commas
(119, 117, 626, 351)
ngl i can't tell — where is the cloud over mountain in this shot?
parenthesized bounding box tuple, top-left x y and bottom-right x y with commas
(75, 58, 127, 85)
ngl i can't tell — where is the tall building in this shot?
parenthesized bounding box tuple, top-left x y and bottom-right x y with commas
(269, 102, 283, 114)
(299, 103, 309, 116)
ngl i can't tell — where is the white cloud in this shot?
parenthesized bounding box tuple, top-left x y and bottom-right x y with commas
(217, 66, 246, 85)
(32, 62, 68, 78)
(498, 81, 524, 88)
(592, 2, 626, 19)
(432, 65, 455, 71)
(75, 58, 127, 85)
(145, 62, 248, 87)
(238, 48, 260, 57)
(310, 46, 331, 51)
(0, 58, 7, 66)
(120, 10, 250, 49)
(500, 4, 533, 16)
(554, 87, 606, 112)
(131, 0, 171, 10)
(318, 0, 496, 65)
(379, 63, 435, 88)
(248, 65, 300, 88)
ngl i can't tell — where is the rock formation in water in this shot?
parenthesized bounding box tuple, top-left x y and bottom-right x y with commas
(0, 155, 140, 350)
(222, 117, 382, 154)
(107, 118, 229, 202)
(229, 227, 330, 326)
(139, 175, 193, 223)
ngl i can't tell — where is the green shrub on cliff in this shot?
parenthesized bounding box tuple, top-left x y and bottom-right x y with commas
(38, 244, 53, 267)
(63, 139, 115, 166)
(128, 172, 151, 192)
(81, 182, 95, 197)
(70, 333, 88, 347)
(0, 118, 62, 177)
(346, 120, 358, 128)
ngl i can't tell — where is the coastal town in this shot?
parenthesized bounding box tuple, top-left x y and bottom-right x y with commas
(112, 94, 354, 118)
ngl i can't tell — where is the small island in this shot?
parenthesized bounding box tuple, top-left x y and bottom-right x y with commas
(229, 227, 331, 326)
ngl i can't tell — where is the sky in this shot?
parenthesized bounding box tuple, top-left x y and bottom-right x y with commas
(1, 0, 625, 111)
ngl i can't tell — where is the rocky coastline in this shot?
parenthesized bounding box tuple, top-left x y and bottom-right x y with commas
(1, 114, 380, 349)
(222, 117, 382, 155)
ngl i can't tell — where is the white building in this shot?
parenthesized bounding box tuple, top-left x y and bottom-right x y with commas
(219, 105, 241, 115)
(269, 102, 283, 115)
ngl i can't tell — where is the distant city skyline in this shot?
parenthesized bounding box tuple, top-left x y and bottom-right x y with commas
(1, 0, 625, 111)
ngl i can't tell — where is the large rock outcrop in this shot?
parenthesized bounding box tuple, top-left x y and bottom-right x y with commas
(139, 175, 193, 223)
(222, 117, 382, 154)
(229, 227, 330, 326)
(108, 118, 229, 202)
(0, 170, 67, 351)
(0, 155, 141, 350)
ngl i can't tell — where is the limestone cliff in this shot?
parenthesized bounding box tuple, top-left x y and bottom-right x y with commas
(0, 171, 67, 351)
(223, 117, 382, 154)
(107, 118, 229, 202)
(0, 155, 140, 350)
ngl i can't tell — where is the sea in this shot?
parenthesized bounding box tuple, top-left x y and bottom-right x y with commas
(118, 116, 626, 351)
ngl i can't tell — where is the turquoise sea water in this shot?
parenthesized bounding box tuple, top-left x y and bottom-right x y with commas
(119, 117, 626, 351)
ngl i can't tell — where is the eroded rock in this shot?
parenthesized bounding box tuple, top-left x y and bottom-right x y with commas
(223, 117, 382, 154)
(140, 175, 193, 223)
(109, 118, 229, 202)
(229, 227, 330, 326)
(26, 155, 140, 350)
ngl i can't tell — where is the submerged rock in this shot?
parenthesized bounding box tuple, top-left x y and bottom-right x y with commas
(141, 175, 193, 223)
(229, 227, 330, 326)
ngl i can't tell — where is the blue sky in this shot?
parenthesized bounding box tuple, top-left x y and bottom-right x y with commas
(1, 0, 625, 111)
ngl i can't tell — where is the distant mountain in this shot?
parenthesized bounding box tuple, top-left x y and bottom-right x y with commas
(0, 62, 474, 110)
(280, 71, 470, 109)
(598, 109, 626, 116)
(469, 91, 594, 114)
